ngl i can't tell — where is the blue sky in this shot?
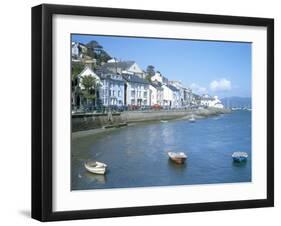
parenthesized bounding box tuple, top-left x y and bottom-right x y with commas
(72, 34, 252, 98)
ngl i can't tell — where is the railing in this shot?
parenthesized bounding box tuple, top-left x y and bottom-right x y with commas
(72, 104, 204, 114)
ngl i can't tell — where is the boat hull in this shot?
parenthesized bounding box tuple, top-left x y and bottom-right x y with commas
(232, 156, 247, 162)
(168, 152, 187, 164)
(169, 157, 186, 164)
(232, 152, 248, 163)
(84, 161, 107, 175)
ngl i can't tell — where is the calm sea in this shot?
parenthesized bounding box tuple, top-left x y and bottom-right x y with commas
(71, 110, 251, 190)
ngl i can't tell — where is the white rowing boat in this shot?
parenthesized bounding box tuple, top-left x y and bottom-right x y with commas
(84, 161, 107, 175)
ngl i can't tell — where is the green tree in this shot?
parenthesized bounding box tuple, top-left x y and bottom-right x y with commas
(81, 75, 100, 106)
(86, 40, 111, 65)
(146, 65, 155, 81)
(71, 62, 85, 80)
(71, 62, 85, 109)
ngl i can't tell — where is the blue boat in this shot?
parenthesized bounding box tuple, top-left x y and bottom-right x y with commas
(232, 152, 248, 162)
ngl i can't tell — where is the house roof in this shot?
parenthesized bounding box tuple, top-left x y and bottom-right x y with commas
(162, 76, 169, 83)
(95, 67, 114, 75)
(166, 84, 179, 92)
(100, 61, 135, 71)
(78, 66, 98, 78)
(95, 68, 124, 82)
(150, 81, 163, 89)
(122, 74, 149, 84)
(201, 97, 215, 101)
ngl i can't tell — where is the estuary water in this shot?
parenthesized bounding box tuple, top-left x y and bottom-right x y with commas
(71, 110, 251, 190)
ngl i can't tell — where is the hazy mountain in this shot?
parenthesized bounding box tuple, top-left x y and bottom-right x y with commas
(221, 97, 252, 108)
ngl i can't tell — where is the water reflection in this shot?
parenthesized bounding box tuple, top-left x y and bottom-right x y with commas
(84, 172, 107, 184)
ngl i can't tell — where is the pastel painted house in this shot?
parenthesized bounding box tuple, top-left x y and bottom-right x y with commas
(96, 68, 125, 107)
(122, 74, 150, 106)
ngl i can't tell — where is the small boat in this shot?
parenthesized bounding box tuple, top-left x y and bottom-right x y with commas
(232, 152, 248, 162)
(84, 161, 107, 175)
(160, 120, 168, 123)
(189, 115, 196, 123)
(168, 152, 187, 164)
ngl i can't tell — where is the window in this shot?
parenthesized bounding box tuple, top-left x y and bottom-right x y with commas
(144, 91, 147, 98)
(131, 90, 135, 97)
(113, 90, 115, 96)
(118, 90, 121, 97)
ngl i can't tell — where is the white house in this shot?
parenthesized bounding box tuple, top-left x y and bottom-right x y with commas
(149, 84, 157, 106)
(71, 42, 87, 60)
(150, 82, 164, 106)
(169, 80, 185, 107)
(77, 66, 102, 90)
(151, 71, 163, 84)
(200, 94, 224, 109)
(162, 85, 173, 107)
(122, 74, 150, 106)
(72, 66, 103, 110)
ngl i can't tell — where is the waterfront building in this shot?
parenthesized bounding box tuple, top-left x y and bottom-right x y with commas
(162, 84, 173, 107)
(73, 66, 102, 110)
(162, 84, 180, 108)
(151, 81, 164, 106)
(200, 94, 224, 108)
(100, 60, 145, 79)
(96, 68, 125, 107)
(168, 84, 181, 108)
(122, 74, 150, 106)
(149, 84, 158, 106)
(169, 80, 186, 107)
(183, 87, 193, 107)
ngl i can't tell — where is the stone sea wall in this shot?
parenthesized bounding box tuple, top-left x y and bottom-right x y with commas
(72, 108, 231, 132)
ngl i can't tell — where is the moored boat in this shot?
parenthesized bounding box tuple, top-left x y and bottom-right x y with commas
(84, 161, 107, 174)
(189, 115, 196, 123)
(168, 152, 187, 164)
(232, 152, 248, 162)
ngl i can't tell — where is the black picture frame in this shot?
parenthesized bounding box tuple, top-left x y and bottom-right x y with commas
(31, 4, 274, 222)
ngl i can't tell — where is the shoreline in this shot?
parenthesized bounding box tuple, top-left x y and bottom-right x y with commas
(72, 107, 231, 139)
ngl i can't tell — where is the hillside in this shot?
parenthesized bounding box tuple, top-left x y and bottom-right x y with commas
(221, 96, 252, 108)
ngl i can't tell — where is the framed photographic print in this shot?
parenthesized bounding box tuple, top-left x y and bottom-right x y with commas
(32, 4, 274, 221)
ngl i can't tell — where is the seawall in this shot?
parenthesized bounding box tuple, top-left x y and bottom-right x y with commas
(72, 108, 230, 132)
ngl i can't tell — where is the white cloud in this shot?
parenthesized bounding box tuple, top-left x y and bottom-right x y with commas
(190, 83, 207, 94)
(209, 78, 232, 92)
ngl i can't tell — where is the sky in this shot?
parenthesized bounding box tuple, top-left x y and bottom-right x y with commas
(72, 34, 252, 98)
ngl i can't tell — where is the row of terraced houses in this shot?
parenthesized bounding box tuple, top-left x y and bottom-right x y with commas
(72, 42, 224, 111)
